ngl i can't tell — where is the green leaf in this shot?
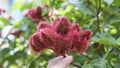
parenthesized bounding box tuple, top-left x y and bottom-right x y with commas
(113, 0, 120, 6)
(68, 0, 91, 14)
(82, 64, 94, 68)
(0, 48, 10, 57)
(106, 62, 112, 68)
(117, 37, 120, 45)
(12, 0, 22, 10)
(20, 2, 33, 10)
(103, 7, 120, 19)
(9, 64, 18, 68)
(0, 17, 10, 25)
(65, 4, 74, 12)
(0, 48, 10, 64)
(104, 0, 114, 5)
(32, 0, 42, 7)
(90, 58, 107, 68)
(91, 33, 117, 46)
(112, 62, 120, 68)
(0, 21, 4, 29)
(41, 0, 50, 6)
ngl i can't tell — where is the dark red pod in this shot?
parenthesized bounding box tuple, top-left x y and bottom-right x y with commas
(53, 35, 66, 56)
(40, 28, 56, 48)
(80, 29, 92, 40)
(27, 5, 53, 21)
(53, 17, 71, 34)
(37, 22, 53, 32)
(29, 32, 46, 52)
(28, 6, 43, 21)
(70, 23, 81, 31)
(75, 38, 88, 53)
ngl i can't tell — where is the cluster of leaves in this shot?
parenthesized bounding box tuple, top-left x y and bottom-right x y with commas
(0, 0, 120, 68)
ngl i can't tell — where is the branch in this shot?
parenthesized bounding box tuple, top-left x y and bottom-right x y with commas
(82, 53, 91, 60)
(27, 53, 41, 68)
(103, 47, 112, 59)
(71, 63, 81, 68)
(95, 0, 101, 33)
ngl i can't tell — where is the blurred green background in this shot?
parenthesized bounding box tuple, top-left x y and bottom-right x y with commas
(0, 0, 120, 68)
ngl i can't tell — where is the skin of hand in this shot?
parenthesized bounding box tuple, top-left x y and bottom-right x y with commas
(47, 55, 73, 68)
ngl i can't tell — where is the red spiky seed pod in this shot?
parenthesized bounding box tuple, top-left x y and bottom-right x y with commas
(40, 28, 56, 48)
(53, 35, 66, 56)
(70, 23, 81, 31)
(27, 5, 53, 21)
(75, 38, 88, 53)
(28, 6, 43, 21)
(29, 32, 46, 52)
(37, 22, 53, 32)
(53, 17, 71, 34)
(80, 29, 92, 40)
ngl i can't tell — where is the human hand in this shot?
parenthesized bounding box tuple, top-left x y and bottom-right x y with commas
(47, 55, 73, 68)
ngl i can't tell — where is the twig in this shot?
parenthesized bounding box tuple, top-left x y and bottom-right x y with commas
(71, 63, 81, 68)
(82, 53, 91, 60)
(27, 53, 41, 68)
(86, 0, 90, 7)
(95, 0, 101, 33)
(103, 47, 112, 59)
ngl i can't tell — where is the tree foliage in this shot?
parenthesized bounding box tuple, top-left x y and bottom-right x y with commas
(0, 0, 120, 68)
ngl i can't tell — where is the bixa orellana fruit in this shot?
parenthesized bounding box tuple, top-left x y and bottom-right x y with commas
(24, 5, 54, 21)
(29, 17, 92, 56)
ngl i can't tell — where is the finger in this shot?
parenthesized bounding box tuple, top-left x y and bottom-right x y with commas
(49, 56, 64, 63)
(62, 56, 73, 65)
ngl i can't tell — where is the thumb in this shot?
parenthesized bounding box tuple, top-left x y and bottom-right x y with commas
(62, 56, 73, 65)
